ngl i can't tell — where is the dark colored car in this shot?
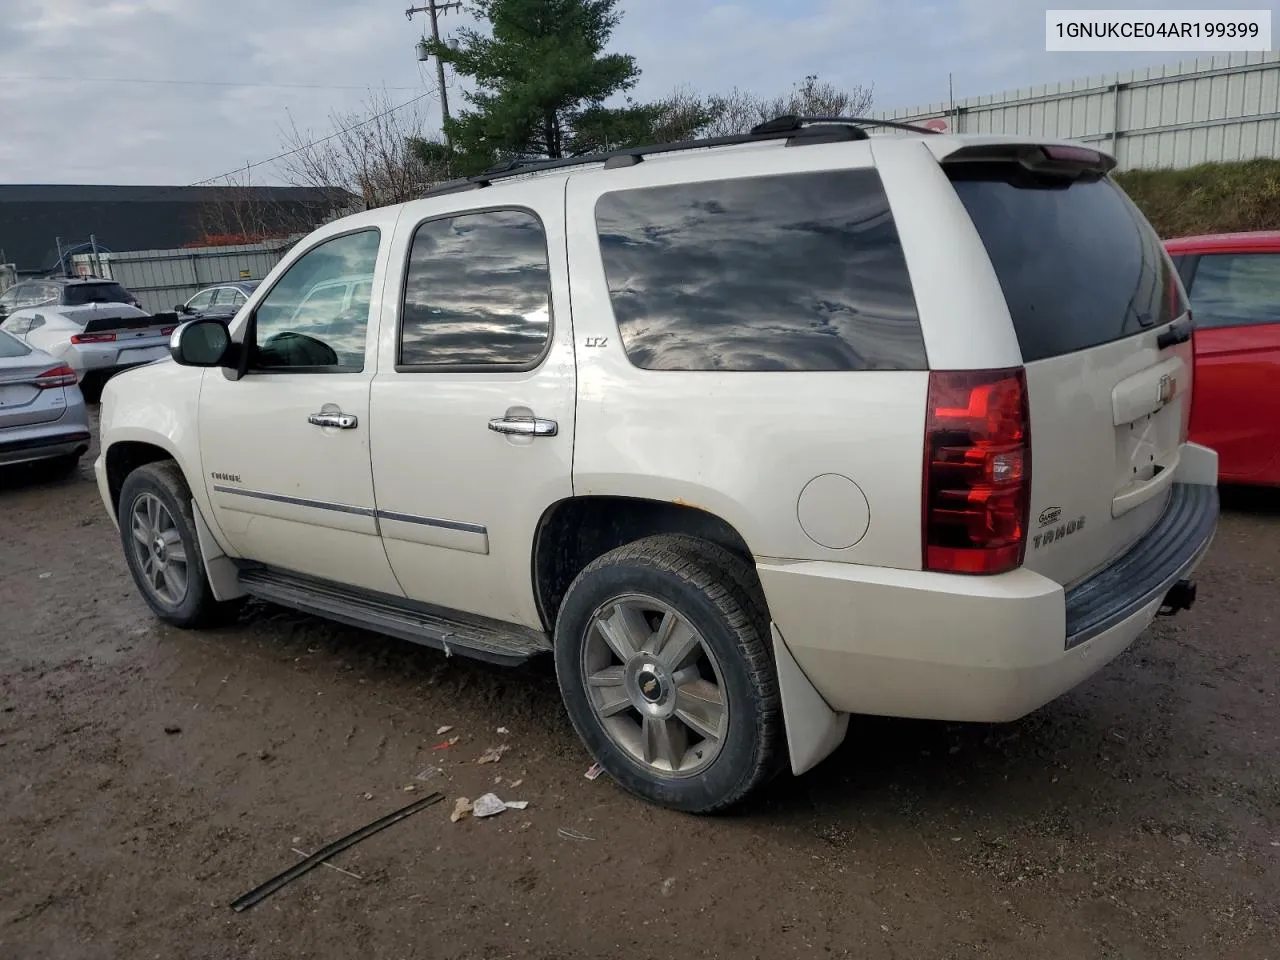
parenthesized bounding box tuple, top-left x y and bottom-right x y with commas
(1165, 231, 1280, 487)
(176, 281, 261, 323)
(0, 277, 141, 318)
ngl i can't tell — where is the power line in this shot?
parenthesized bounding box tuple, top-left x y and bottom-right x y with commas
(188, 89, 439, 187)
(0, 74, 419, 92)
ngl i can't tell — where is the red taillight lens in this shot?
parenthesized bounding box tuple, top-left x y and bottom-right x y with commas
(70, 332, 117, 344)
(923, 368, 1031, 575)
(161, 326, 176, 335)
(33, 365, 79, 389)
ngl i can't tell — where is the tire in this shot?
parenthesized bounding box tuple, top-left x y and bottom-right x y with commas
(117, 460, 242, 628)
(553, 535, 782, 813)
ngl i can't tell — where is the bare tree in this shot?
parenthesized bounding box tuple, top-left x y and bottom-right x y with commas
(698, 75, 876, 138)
(275, 90, 453, 210)
(193, 171, 314, 247)
(701, 87, 768, 139)
(760, 74, 875, 121)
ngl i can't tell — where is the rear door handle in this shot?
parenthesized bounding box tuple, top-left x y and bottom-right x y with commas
(308, 412, 358, 429)
(488, 416, 558, 437)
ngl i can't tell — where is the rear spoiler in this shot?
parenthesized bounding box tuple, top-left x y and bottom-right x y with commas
(938, 142, 1116, 182)
(81, 311, 180, 335)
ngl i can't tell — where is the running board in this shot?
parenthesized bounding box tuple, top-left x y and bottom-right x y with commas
(236, 567, 551, 666)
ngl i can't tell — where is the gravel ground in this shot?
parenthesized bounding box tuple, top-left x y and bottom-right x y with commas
(1, 419, 1277, 960)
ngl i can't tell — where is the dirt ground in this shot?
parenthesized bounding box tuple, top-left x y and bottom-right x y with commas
(1, 417, 1277, 960)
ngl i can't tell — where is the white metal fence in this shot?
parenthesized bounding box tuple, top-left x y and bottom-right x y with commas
(873, 52, 1280, 171)
(70, 237, 303, 314)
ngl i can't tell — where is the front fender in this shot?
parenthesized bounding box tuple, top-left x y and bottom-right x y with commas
(98, 363, 233, 559)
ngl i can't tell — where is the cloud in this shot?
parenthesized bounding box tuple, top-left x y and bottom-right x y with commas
(3, 0, 1272, 184)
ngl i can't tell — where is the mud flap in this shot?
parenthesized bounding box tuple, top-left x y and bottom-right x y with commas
(192, 499, 246, 601)
(770, 623, 849, 775)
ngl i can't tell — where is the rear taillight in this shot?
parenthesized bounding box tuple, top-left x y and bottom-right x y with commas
(923, 368, 1031, 575)
(70, 332, 117, 344)
(161, 326, 176, 335)
(33, 365, 79, 389)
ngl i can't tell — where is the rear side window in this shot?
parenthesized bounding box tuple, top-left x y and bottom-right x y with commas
(594, 169, 926, 372)
(64, 282, 132, 306)
(1186, 253, 1280, 329)
(950, 169, 1185, 363)
(0, 330, 29, 357)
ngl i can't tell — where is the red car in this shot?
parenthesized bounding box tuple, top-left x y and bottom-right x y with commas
(1165, 231, 1280, 487)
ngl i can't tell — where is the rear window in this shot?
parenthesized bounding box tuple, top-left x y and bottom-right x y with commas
(64, 282, 133, 306)
(594, 168, 927, 372)
(0, 330, 29, 358)
(949, 168, 1185, 363)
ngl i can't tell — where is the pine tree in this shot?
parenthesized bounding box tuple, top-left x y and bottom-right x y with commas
(422, 0, 643, 174)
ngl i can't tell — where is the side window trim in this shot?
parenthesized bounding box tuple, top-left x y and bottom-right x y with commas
(393, 204, 555, 375)
(244, 225, 383, 376)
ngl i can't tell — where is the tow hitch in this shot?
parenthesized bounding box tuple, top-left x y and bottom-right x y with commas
(1158, 579, 1197, 616)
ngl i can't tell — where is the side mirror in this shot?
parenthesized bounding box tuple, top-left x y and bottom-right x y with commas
(170, 318, 231, 367)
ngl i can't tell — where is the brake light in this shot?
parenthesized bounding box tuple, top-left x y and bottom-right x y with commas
(161, 326, 176, 335)
(33, 365, 79, 389)
(70, 332, 117, 344)
(923, 368, 1031, 575)
(1040, 144, 1105, 165)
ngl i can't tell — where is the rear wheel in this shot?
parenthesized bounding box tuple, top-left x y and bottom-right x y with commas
(118, 461, 241, 628)
(553, 535, 782, 813)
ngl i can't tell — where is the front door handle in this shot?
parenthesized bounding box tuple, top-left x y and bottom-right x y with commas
(488, 416, 557, 437)
(308, 412, 358, 429)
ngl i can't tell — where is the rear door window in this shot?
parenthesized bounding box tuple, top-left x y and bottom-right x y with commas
(594, 168, 926, 372)
(186, 290, 215, 311)
(949, 169, 1184, 362)
(1185, 253, 1280, 328)
(398, 209, 551, 370)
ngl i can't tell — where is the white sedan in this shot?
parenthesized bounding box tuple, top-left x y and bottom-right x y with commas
(0, 278, 176, 400)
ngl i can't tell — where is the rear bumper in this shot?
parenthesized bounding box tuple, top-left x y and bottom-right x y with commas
(0, 427, 92, 466)
(66, 342, 170, 377)
(758, 481, 1218, 724)
(1065, 482, 1217, 648)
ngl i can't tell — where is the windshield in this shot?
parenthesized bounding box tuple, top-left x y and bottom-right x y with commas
(64, 283, 134, 306)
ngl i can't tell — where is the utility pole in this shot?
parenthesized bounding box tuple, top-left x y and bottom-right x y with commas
(406, 1, 462, 140)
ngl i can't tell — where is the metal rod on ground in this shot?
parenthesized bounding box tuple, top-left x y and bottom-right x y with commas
(229, 791, 444, 912)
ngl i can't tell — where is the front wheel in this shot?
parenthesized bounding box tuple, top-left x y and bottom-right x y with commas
(553, 535, 783, 813)
(117, 461, 241, 628)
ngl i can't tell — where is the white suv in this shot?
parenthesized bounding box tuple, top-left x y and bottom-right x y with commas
(94, 118, 1219, 813)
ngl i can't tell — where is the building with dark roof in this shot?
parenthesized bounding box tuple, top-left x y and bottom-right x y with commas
(0, 184, 356, 273)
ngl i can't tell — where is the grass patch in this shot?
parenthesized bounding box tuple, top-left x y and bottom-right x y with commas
(1116, 159, 1280, 238)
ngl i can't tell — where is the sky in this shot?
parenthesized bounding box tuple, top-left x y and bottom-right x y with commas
(0, 0, 1275, 185)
